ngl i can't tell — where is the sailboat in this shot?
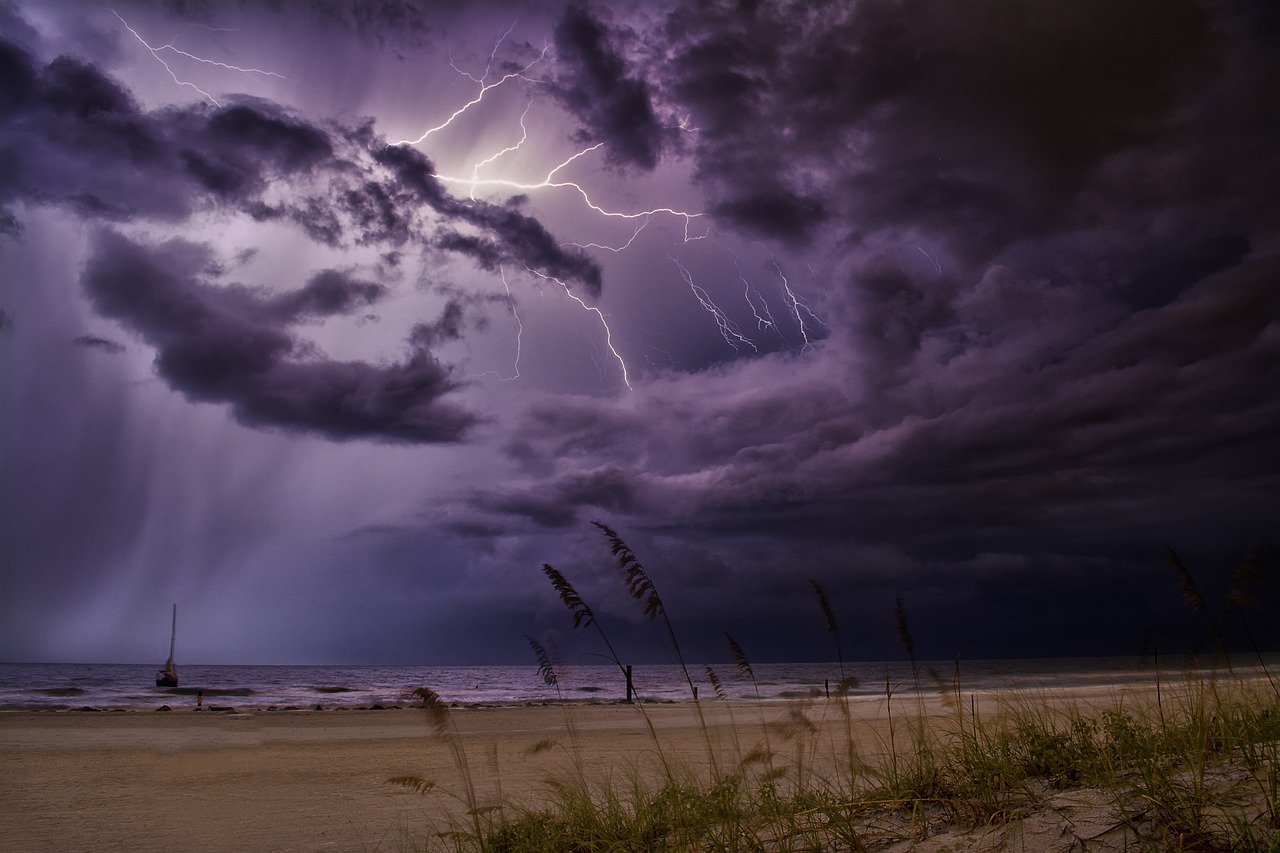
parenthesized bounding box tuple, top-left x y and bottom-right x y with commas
(155, 603, 178, 688)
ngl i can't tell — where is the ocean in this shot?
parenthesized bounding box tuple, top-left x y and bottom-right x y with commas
(2, 655, 1274, 712)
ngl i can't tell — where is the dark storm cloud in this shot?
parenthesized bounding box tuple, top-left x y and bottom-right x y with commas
(0, 42, 333, 221)
(0, 31, 607, 443)
(368, 141, 603, 292)
(0, 44, 191, 220)
(409, 299, 466, 347)
(179, 102, 334, 198)
(376, 139, 602, 293)
(551, 5, 665, 171)
(265, 269, 387, 322)
(5, 0, 1279, 666)
(465, 463, 648, 530)
(709, 190, 826, 245)
(488, 240, 1280, 567)
(0, 36, 605, 291)
(147, 0, 439, 49)
(659, 0, 1255, 257)
(80, 230, 476, 443)
(72, 334, 126, 353)
(457, 204, 603, 297)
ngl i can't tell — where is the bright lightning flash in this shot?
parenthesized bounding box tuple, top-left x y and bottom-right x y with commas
(121, 12, 826, 390)
(387, 28, 549, 147)
(523, 267, 632, 390)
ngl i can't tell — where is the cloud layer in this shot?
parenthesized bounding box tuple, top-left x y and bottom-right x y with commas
(1, 0, 1276, 664)
(1, 34, 605, 441)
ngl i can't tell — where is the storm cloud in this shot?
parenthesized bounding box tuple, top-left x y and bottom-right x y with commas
(0, 31, 605, 442)
(80, 230, 476, 442)
(551, 5, 665, 171)
(1, 0, 1276, 666)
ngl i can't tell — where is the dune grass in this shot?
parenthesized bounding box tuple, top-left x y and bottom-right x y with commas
(392, 532, 1278, 851)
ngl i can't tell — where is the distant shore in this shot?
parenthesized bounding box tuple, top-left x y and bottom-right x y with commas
(2, 678, 1272, 852)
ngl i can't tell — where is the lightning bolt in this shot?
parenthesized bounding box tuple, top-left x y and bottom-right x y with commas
(735, 256, 781, 336)
(440, 128, 714, 378)
(123, 12, 827, 388)
(770, 257, 825, 349)
(472, 266, 524, 383)
(466, 101, 534, 199)
(671, 254, 757, 353)
(916, 245, 942, 275)
(387, 30, 549, 147)
(672, 114, 700, 134)
(568, 217, 652, 253)
(523, 268, 632, 389)
(378, 24, 661, 391)
(436, 145, 705, 237)
(112, 11, 284, 108)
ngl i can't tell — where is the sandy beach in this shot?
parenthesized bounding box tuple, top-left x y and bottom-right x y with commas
(7, 700, 795, 853)
(2, 701, 748, 852)
(0, 683, 1266, 852)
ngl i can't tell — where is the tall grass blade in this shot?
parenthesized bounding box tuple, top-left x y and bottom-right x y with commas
(1227, 546, 1279, 698)
(705, 666, 727, 701)
(1165, 545, 1232, 671)
(1166, 545, 1207, 612)
(542, 563, 595, 629)
(895, 594, 920, 690)
(727, 632, 755, 683)
(540, 563, 633, 700)
(411, 686, 450, 734)
(592, 521, 697, 700)
(811, 579, 838, 635)
(387, 775, 436, 795)
(810, 579, 847, 684)
(526, 635, 560, 693)
(592, 521, 664, 619)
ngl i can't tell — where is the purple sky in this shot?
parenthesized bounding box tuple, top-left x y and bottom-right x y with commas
(2, 0, 1277, 667)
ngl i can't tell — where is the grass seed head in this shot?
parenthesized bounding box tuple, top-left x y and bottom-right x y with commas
(810, 579, 838, 635)
(543, 563, 596, 629)
(1165, 546, 1207, 612)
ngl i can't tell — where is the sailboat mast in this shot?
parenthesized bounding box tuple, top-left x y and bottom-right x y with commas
(168, 603, 176, 662)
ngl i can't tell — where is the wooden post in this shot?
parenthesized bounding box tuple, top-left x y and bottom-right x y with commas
(625, 665, 634, 704)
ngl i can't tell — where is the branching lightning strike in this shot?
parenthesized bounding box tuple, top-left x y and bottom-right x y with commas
(466, 102, 534, 200)
(112, 11, 284, 108)
(568, 218, 652, 253)
(122, 12, 827, 390)
(671, 254, 756, 353)
(387, 32, 549, 147)
(770, 257, 825, 349)
(523, 267, 632, 389)
(435, 144, 705, 240)
(736, 256, 780, 336)
(471, 266, 524, 382)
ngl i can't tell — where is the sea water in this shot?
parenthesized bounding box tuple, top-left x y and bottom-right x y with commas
(1, 655, 1274, 712)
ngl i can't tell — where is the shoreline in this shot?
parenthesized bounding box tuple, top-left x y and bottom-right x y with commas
(9, 654, 1274, 714)
(1, 670, 1229, 715)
